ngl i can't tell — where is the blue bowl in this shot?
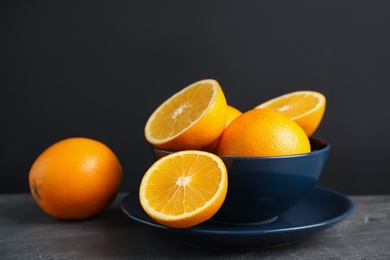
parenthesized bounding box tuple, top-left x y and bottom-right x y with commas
(153, 137, 330, 224)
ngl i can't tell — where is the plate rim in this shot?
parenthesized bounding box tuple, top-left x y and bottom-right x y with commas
(120, 186, 354, 247)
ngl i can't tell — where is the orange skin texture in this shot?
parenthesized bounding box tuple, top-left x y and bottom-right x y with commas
(216, 108, 311, 157)
(204, 105, 242, 153)
(292, 102, 325, 137)
(29, 137, 122, 220)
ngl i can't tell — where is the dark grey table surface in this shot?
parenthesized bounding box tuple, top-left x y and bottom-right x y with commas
(1, 192, 389, 259)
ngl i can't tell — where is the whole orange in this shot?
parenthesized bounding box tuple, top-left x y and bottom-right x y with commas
(203, 105, 242, 153)
(29, 137, 123, 220)
(216, 108, 311, 157)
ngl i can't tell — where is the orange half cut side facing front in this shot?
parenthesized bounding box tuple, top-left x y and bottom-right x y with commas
(139, 150, 228, 228)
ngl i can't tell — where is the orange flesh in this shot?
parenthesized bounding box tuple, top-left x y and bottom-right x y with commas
(264, 94, 320, 119)
(144, 153, 223, 216)
(148, 83, 215, 141)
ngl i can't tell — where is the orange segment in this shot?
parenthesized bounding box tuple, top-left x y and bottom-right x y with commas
(139, 150, 228, 228)
(254, 91, 326, 136)
(144, 79, 228, 150)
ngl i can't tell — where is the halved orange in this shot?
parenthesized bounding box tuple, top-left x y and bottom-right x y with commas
(144, 79, 228, 150)
(254, 91, 326, 136)
(139, 150, 228, 228)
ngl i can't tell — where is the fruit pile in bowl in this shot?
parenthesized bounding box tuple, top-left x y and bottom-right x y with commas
(140, 79, 328, 228)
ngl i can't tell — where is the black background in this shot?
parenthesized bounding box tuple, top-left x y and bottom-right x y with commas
(1, 0, 390, 195)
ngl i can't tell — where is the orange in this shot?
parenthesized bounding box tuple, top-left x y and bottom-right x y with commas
(203, 105, 242, 153)
(216, 108, 311, 157)
(139, 150, 228, 228)
(225, 105, 242, 127)
(29, 137, 122, 220)
(144, 79, 228, 150)
(254, 90, 326, 136)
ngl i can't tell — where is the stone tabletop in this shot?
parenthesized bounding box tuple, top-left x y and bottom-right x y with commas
(0, 193, 389, 259)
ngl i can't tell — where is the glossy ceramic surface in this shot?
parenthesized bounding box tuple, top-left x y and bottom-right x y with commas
(153, 137, 330, 223)
(121, 186, 354, 249)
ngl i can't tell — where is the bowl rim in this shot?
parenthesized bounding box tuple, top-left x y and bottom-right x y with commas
(153, 136, 330, 160)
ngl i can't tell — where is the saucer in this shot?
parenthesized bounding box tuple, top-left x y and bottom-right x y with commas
(120, 186, 354, 249)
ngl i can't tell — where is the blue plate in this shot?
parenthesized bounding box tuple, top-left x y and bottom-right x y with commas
(120, 186, 354, 249)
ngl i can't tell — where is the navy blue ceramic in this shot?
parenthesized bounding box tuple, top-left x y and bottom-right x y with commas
(153, 137, 330, 224)
(121, 186, 354, 249)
